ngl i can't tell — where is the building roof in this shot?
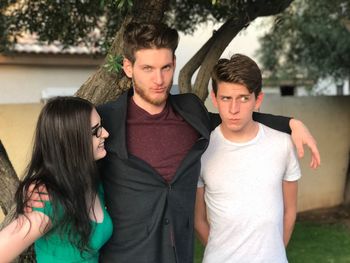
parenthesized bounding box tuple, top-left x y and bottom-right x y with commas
(9, 32, 102, 55)
(13, 42, 100, 55)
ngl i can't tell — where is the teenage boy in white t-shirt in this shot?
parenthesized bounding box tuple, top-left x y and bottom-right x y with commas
(195, 54, 301, 263)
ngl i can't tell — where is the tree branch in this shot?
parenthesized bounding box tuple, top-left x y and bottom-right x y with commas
(0, 140, 19, 216)
(178, 30, 218, 94)
(193, 18, 247, 101)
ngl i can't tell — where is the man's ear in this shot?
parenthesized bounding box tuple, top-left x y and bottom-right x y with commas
(254, 92, 264, 111)
(123, 58, 133, 78)
(211, 89, 218, 109)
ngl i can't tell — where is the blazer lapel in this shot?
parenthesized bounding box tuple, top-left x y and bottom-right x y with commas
(100, 92, 129, 160)
(169, 94, 210, 140)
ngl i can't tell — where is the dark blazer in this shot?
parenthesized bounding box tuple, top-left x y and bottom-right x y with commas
(98, 91, 211, 263)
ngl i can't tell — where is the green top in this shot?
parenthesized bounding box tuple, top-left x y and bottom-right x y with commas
(32, 186, 113, 263)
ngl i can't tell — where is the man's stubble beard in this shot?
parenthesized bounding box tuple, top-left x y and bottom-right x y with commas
(133, 77, 173, 106)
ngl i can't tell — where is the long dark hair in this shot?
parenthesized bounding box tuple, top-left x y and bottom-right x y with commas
(15, 96, 99, 252)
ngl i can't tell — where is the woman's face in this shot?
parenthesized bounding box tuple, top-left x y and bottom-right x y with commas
(91, 108, 109, 160)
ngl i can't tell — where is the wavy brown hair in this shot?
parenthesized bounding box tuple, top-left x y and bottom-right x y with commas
(123, 22, 179, 63)
(211, 53, 262, 98)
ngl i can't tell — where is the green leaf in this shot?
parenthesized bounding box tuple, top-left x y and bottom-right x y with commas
(104, 54, 124, 74)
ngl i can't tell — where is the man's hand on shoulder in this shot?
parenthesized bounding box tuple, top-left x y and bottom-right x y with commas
(289, 119, 321, 169)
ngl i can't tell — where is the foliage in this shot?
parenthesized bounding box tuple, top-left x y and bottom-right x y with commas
(257, 0, 350, 82)
(194, 222, 350, 262)
(0, 0, 125, 53)
(166, 0, 250, 34)
(104, 54, 124, 74)
(115, 0, 133, 11)
(1, 0, 289, 53)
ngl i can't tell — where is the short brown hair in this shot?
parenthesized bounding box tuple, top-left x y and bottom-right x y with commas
(211, 54, 262, 98)
(123, 22, 179, 63)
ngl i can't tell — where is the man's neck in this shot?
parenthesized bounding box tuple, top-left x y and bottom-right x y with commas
(220, 121, 260, 143)
(132, 95, 166, 115)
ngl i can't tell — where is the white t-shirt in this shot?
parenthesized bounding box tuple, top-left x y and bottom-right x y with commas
(198, 123, 301, 263)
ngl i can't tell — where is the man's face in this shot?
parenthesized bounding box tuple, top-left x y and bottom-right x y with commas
(123, 48, 175, 113)
(211, 82, 263, 138)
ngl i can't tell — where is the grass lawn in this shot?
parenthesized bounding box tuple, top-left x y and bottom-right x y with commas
(287, 222, 350, 262)
(194, 222, 350, 262)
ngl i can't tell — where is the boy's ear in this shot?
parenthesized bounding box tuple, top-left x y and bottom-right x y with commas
(211, 90, 218, 108)
(254, 92, 264, 111)
(123, 58, 133, 78)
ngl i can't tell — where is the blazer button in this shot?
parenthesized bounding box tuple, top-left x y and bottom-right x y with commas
(164, 218, 170, 225)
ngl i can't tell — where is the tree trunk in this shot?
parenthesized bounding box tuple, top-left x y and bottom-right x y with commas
(192, 17, 249, 101)
(0, 140, 19, 216)
(0, 141, 35, 262)
(178, 31, 218, 94)
(76, 0, 170, 105)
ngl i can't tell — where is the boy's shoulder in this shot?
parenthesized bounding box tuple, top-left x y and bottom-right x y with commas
(261, 123, 291, 140)
(260, 123, 294, 149)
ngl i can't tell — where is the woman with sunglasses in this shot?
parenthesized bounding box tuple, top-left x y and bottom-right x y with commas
(0, 96, 112, 262)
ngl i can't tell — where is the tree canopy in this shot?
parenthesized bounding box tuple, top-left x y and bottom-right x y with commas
(257, 0, 350, 83)
(0, 0, 124, 53)
(1, 0, 291, 54)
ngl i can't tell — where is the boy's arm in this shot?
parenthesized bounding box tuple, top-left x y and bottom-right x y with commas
(195, 187, 210, 246)
(209, 112, 321, 168)
(282, 180, 298, 247)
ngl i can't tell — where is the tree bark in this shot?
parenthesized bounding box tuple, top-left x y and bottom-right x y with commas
(0, 140, 19, 216)
(193, 18, 249, 101)
(0, 140, 18, 238)
(178, 31, 218, 94)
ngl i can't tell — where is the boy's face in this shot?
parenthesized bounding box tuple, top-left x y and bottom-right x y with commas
(211, 82, 263, 138)
(123, 48, 175, 112)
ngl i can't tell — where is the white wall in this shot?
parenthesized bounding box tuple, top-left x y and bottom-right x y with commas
(0, 65, 99, 104)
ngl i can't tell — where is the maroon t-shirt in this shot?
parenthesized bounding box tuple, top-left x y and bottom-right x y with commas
(127, 98, 199, 182)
